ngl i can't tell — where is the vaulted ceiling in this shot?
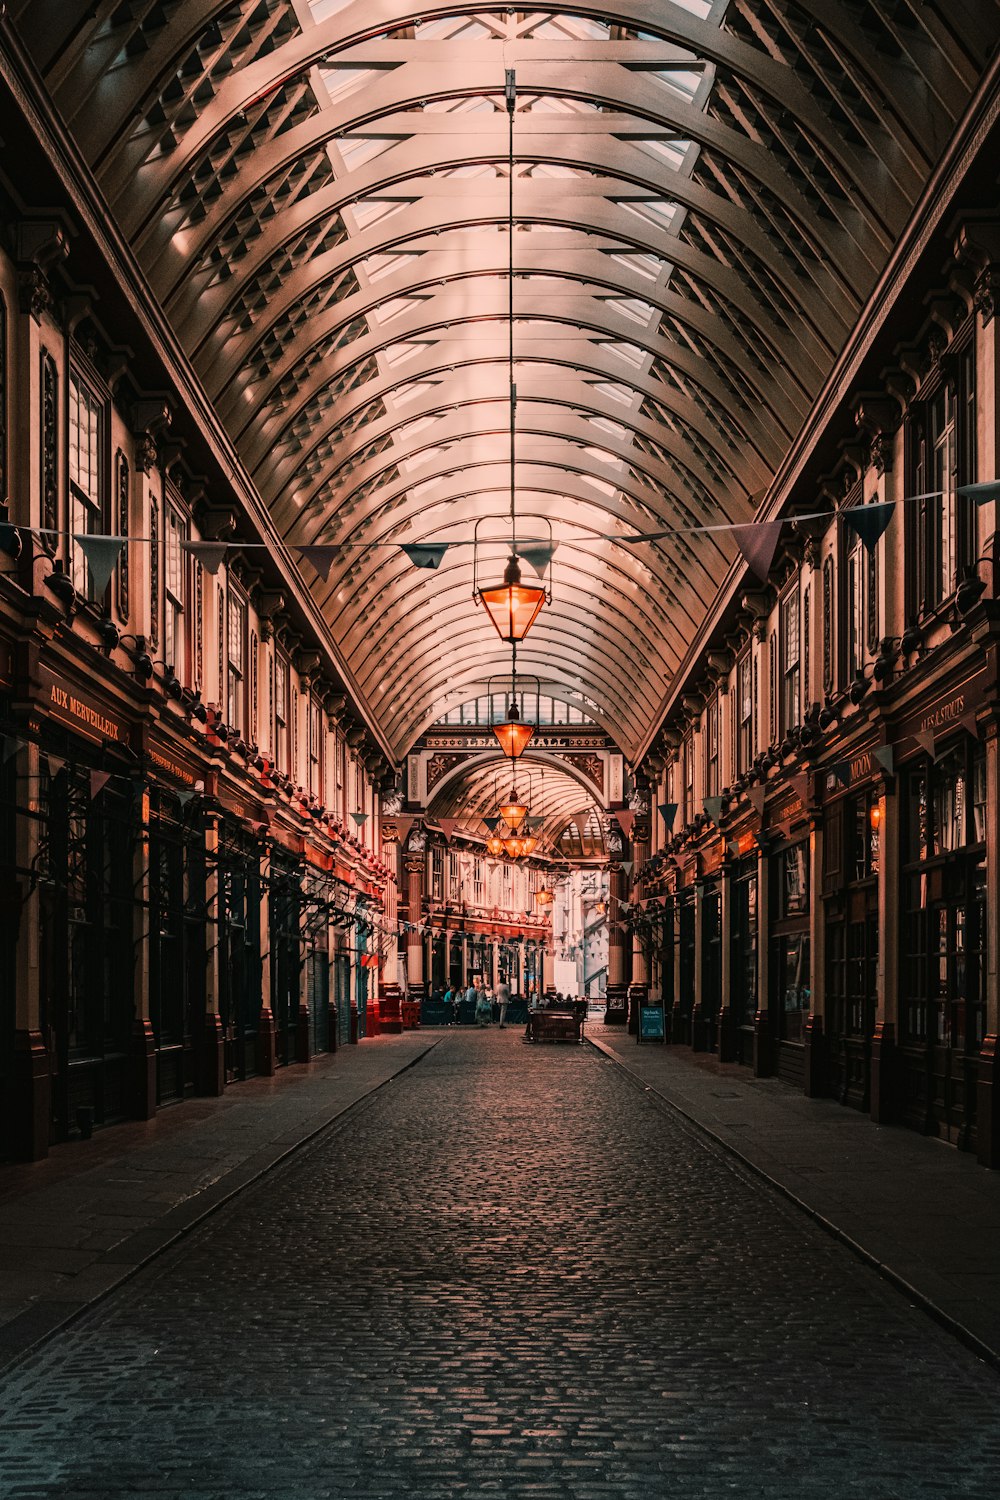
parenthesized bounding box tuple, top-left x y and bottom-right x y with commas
(15, 0, 998, 760)
(428, 753, 607, 857)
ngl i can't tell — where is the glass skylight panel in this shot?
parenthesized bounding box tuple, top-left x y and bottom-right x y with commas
(317, 67, 376, 106)
(350, 199, 409, 230)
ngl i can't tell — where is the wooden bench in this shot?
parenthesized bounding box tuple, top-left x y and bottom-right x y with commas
(527, 1010, 583, 1044)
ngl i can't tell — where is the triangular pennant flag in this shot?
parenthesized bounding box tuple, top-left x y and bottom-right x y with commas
(827, 761, 850, 789)
(180, 540, 228, 574)
(619, 899, 632, 913)
(400, 543, 449, 570)
(747, 785, 766, 817)
(46, 753, 66, 778)
(1, 735, 24, 764)
(843, 501, 895, 554)
(874, 744, 895, 773)
(913, 729, 936, 757)
(483, 815, 501, 831)
(295, 545, 339, 582)
(525, 815, 544, 831)
(619, 859, 633, 876)
(958, 479, 1000, 505)
(614, 809, 635, 838)
(175, 788, 198, 808)
(76, 535, 126, 598)
(790, 773, 811, 806)
(384, 814, 415, 843)
(519, 543, 556, 577)
(351, 811, 369, 826)
(703, 796, 723, 823)
(731, 519, 783, 583)
(438, 817, 459, 841)
(960, 711, 980, 741)
(90, 769, 111, 800)
(658, 802, 678, 830)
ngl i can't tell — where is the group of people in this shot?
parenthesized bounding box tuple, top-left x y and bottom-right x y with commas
(440, 977, 511, 1028)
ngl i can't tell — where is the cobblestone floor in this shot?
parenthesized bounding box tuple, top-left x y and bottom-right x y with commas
(1, 1029, 999, 1499)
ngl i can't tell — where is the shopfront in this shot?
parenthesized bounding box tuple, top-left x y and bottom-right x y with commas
(899, 733, 986, 1147)
(770, 838, 811, 1089)
(694, 872, 722, 1053)
(729, 853, 758, 1067)
(216, 816, 262, 1083)
(823, 756, 880, 1111)
(148, 781, 207, 1104)
(674, 882, 696, 1045)
(269, 843, 303, 1067)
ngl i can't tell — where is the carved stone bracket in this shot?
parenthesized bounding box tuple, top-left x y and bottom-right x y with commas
(131, 398, 172, 475)
(953, 219, 1000, 326)
(853, 394, 900, 475)
(13, 219, 70, 321)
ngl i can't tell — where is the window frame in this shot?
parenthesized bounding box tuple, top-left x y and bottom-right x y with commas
(68, 362, 109, 605)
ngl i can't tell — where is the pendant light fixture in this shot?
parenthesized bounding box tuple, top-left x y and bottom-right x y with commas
(499, 792, 528, 830)
(473, 68, 547, 644)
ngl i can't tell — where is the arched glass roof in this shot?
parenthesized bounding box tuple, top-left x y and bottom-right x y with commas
(15, 0, 997, 759)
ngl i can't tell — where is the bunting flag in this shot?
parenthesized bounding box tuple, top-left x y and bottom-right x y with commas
(614, 808, 635, 838)
(483, 815, 502, 831)
(437, 817, 459, 841)
(731, 519, 784, 583)
(351, 812, 369, 827)
(958, 479, 1000, 505)
(874, 744, 895, 774)
(1, 735, 24, 764)
(702, 796, 724, 823)
(519, 542, 557, 577)
(827, 762, 851, 789)
(747, 785, 766, 818)
(400, 543, 449, 570)
(383, 813, 416, 843)
(618, 859, 633, 876)
(960, 710, 981, 741)
(46, 752, 66, 778)
(525, 815, 544, 831)
(658, 801, 678, 830)
(842, 501, 895, 554)
(180, 540, 228, 574)
(175, 788, 199, 808)
(295, 545, 339, 582)
(76, 535, 126, 598)
(790, 772, 811, 805)
(90, 770, 111, 800)
(913, 729, 936, 757)
(619, 898, 632, 913)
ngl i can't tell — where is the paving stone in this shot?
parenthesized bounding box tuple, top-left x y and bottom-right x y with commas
(0, 1030, 998, 1498)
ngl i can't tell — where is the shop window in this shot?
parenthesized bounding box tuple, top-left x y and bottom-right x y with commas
(849, 791, 880, 882)
(781, 588, 800, 732)
(845, 505, 878, 683)
(309, 697, 324, 799)
(781, 843, 809, 916)
(705, 695, 719, 797)
(227, 588, 247, 735)
(431, 846, 443, 901)
(682, 732, 694, 823)
(274, 654, 289, 772)
(164, 502, 189, 678)
(737, 652, 753, 773)
(906, 348, 976, 615)
(69, 370, 106, 602)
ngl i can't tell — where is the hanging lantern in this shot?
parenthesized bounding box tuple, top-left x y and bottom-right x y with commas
(477, 554, 545, 643)
(536, 886, 554, 905)
(503, 834, 526, 858)
(492, 695, 535, 759)
(486, 835, 505, 857)
(519, 834, 538, 855)
(499, 796, 528, 829)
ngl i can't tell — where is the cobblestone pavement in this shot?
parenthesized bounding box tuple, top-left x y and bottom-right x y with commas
(1, 1030, 999, 1500)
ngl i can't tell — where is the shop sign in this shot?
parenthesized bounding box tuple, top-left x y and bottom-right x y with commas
(147, 740, 201, 788)
(895, 668, 989, 748)
(769, 792, 803, 827)
(40, 667, 130, 746)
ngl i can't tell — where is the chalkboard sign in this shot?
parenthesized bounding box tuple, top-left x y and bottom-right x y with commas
(639, 1004, 665, 1043)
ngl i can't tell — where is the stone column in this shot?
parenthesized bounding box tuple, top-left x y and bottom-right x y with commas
(128, 785, 156, 1119)
(604, 863, 629, 1022)
(201, 810, 225, 1094)
(691, 881, 707, 1050)
(753, 844, 774, 1077)
(717, 858, 736, 1061)
(380, 872, 404, 1033)
(628, 807, 651, 1032)
(871, 772, 900, 1124)
(256, 844, 276, 1075)
(802, 812, 828, 1097)
(405, 855, 425, 1000)
(11, 741, 50, 1158)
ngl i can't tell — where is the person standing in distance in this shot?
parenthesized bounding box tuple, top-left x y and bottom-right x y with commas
(496, 976, 510, 1029)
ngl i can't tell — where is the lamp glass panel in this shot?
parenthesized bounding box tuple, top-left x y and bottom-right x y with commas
(492, 718, 535, 759)
(479, 582, 545, 642)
